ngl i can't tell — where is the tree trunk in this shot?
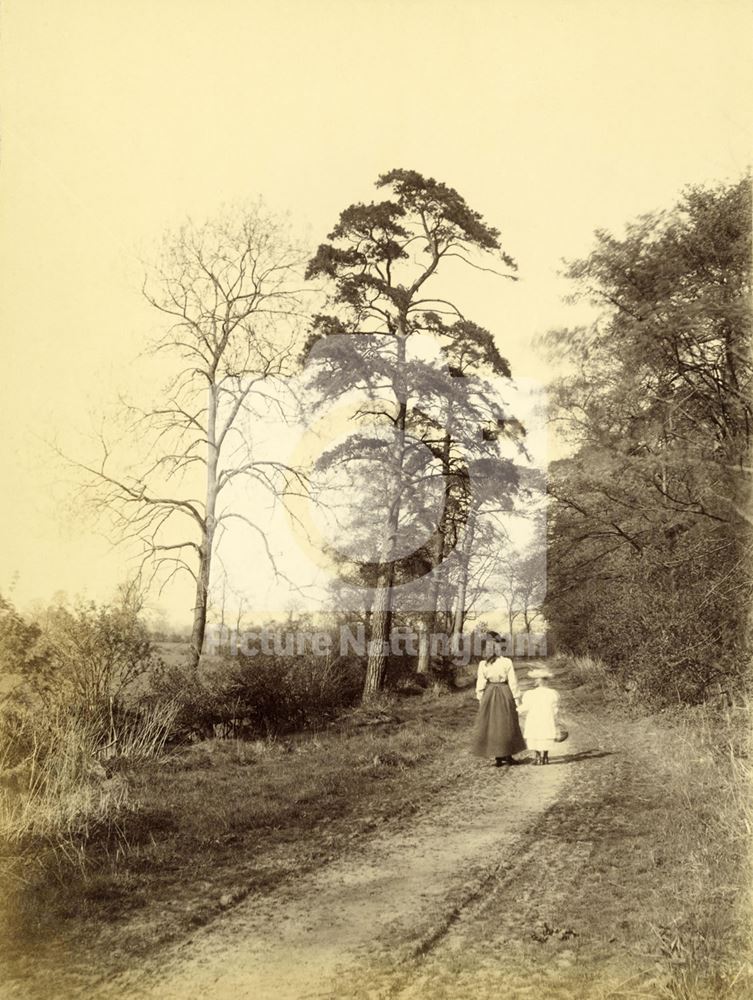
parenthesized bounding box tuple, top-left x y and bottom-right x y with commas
(417, 557, 446, 674)
(363, 563, 394, 697)
(418, 431, 452, 673)
(363, 330, 408, 699)
(363, 474, 402, 697)
(189, 545, 211, 669)
(189, 385, 218, 670)
(416, 618, 430, 674)
(450, 509, 476, 652)
(508, 608, 516, 652)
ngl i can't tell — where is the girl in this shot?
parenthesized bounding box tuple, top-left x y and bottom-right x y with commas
(471, 635, 526, 766)
(519, 666, 561, 764)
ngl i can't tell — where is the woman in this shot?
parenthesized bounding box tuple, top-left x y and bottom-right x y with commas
(471, 634, 526, 766)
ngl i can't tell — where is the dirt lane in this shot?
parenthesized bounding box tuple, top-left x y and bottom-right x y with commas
(316, 705, 739, 1000)
(5, 667, 743, 1000)
(10, 669, 729, 1000)
(103, 725, 573, 999)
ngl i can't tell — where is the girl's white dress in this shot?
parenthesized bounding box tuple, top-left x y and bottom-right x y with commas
(519, 686, 560, 752)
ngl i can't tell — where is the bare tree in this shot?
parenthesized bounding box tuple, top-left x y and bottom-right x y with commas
(79, 205, 309, 668)
(515, 546, 546, 636)
(447, 459, 528, 654)
(490, 542, 546, 652)
(451, 515, 503, 642)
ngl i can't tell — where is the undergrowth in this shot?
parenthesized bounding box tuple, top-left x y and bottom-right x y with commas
(557, 653, 753, 999)
(0, 686, 463, 984)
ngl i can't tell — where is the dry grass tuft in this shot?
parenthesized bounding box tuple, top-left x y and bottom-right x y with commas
(1, 712, 123, 843)
(0, 700, 179, 843)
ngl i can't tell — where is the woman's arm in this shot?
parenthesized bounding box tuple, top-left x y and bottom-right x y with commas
(475, 661, 488, 701)
(507, 659, 521, 702)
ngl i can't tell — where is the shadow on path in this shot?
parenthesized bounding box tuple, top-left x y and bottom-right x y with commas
(544, 748, 615, 764)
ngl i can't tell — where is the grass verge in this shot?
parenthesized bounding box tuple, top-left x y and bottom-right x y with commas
(0, 687, 477, 993)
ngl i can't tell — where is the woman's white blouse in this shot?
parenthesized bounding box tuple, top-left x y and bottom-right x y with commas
(475, 657, 520, 701)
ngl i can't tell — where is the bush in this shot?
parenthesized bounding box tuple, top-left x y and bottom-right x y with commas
(0, 591, 178, 843)
(227, 652, 363, 735)
(150, 649, 365, 740)
(149, 657, 233, 740)
(36, 599, 161, 707)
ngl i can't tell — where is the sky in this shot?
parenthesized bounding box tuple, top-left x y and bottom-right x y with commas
(0, 0, 750, 625)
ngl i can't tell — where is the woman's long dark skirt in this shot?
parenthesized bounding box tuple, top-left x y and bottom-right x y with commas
(471, 682, 526, 757)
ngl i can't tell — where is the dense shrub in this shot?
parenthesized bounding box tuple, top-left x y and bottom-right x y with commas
(228, 652, 363, 735)
(1, 590, 161, 712)
(149, 657, 233, 740)
(152, 650, 364, 739)
(0, 593, 176, 843)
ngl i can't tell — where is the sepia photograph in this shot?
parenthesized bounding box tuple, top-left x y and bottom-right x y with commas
(0, 1, 751, 997)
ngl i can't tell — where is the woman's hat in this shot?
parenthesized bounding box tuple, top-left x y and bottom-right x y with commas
(529, 667, 553, 679)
